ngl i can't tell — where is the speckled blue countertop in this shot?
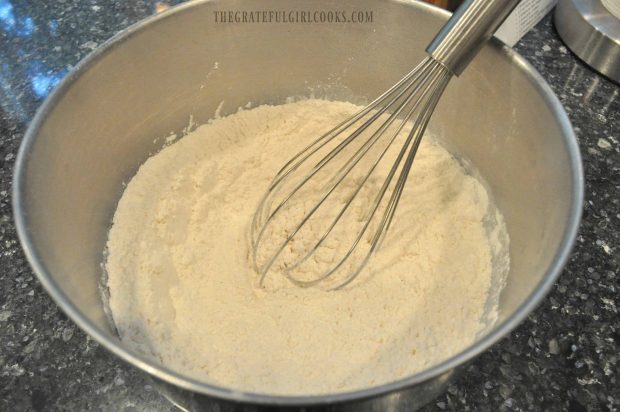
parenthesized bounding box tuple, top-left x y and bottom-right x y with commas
(0, 1, 618, 411)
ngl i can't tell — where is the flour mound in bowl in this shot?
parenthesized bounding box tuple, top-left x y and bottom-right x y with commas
(105, 99, 509, 395)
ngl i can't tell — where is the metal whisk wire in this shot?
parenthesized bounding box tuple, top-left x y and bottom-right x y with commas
(289, 68, 451, 289)
(251, 59, 451, 289)
(251, 0, 521, 289)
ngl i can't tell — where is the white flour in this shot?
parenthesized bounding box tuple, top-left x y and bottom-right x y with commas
(106, 99, 509, 395)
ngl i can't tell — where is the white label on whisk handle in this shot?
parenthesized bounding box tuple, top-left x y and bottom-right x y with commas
(494, 0, 558, 47)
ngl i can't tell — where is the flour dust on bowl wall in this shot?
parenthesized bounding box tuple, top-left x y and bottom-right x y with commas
(14, 0, 582, 410)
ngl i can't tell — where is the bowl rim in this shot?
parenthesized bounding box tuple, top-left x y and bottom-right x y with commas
(12, 0, 584, 406)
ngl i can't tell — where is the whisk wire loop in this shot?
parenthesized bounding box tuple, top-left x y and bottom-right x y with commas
(284, 64, 451, 284)
(287, 66, 452, 289)
(251, 58, 452, 289)
(253, 61, 439, 282)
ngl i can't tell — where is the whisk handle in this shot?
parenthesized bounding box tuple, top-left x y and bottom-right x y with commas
(426, 0, 521, 75)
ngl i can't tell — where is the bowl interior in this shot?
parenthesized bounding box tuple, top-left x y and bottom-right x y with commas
(15, 0, 580, 401)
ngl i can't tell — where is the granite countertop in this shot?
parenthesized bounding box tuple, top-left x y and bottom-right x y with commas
(0, 1, 618, 411)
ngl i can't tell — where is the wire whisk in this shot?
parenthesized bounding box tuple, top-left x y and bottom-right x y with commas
(251, 0, 521, 290)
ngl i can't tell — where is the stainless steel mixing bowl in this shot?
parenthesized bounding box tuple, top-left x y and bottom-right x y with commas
(13, 0, 583, 410)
